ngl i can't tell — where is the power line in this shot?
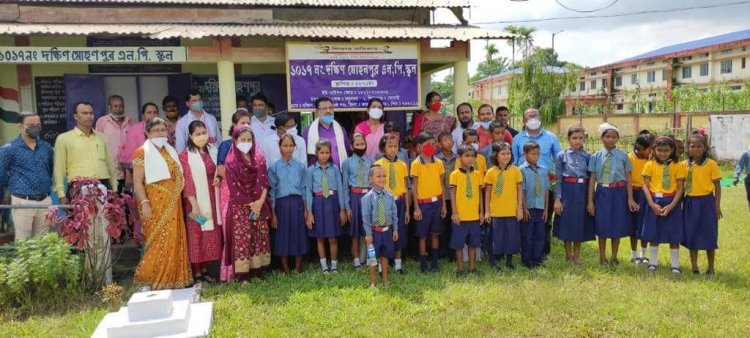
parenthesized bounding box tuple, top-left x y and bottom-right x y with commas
(473, 1, 750, 25)
(554, 0, 619, 13)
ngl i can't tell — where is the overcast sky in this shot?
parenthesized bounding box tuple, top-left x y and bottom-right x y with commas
(434, 0, 750, 76)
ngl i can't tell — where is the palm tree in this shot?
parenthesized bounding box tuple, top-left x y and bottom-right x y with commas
(504, 25, 537, 61)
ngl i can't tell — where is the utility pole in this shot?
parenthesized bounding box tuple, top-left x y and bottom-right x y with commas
(552, 30, 565, 53)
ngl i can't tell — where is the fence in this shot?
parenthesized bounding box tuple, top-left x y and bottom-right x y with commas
(553, 111, 750, 137)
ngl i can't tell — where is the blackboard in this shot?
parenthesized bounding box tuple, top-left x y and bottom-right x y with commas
(34, 77, 67, 145)
(191, 75, 262, 122)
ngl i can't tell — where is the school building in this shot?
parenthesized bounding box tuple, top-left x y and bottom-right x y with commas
(470, 66, 567, 109)
(565, 28, 750, 115)
(0, 0, 512, 145)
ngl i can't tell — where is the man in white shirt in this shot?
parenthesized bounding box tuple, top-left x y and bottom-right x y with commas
(249, 93, 276, 143)
(260, 113, 307, 167)
(451, 102, 476, 153)
(175, 89, 222, 153)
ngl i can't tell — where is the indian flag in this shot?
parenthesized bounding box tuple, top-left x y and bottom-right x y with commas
(0, 86, 20, 143)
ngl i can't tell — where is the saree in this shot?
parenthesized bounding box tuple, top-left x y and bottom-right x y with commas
(132, 146, 192, 289)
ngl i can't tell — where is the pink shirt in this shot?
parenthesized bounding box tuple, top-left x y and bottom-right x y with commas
(354, 120, 384, 159)
(118, 120, 146, 168)
(95, 115, 133, 180)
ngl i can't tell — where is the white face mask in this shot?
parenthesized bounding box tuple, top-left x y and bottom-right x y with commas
(286, 126, 298, 136)
(368, 107, 384, 120)
(525, 118, 542, 131)
(236, 142, 253, 154)
(471, 143, 480, 151)
(151, 137, 168, 149)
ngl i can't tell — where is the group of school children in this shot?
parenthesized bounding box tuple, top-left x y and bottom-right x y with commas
(271, 121, 725, 288)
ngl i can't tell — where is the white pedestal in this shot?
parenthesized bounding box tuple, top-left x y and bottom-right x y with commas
(127, 290, 174, 322)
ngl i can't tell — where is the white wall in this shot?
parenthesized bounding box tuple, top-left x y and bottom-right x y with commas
(709, 114, 750, 161)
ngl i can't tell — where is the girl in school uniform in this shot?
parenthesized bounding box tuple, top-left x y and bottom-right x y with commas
(587, 123, 639, 267)
(554, 126, 594, 265)
(682, 132, 722, 277)
(374, 133, 411, 274)
(641, 136, 686, 274)
(342, 133, 373, 269)
(268, 134, 309, 274)
(483, 142, 524, 269)
(305, 139, 348, 275)
(628, 130, 655, 265)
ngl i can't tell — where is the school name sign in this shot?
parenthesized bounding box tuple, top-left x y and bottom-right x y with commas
(0, 46, 188, 63)
(286, 42, 421, 111)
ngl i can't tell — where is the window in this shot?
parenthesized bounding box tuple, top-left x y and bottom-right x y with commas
(571, 85, 576, 92)
(631, 74, 638, 84)
(579, 82, 585, 91)
(647, 70, 655, 83)
(662, 69, 667, 81)
(742, 57, 746, 69)
(730, 85, 742, 91)
(590, 80, 597, 90)
(494, 86, 502, 96)
(616, 103, 624, 110)
(680, 56, 692, 61)
(615, 76, 622, 87)
(721, 60, 732, 74)
(682, 66, 692, 79)
(602, 79, 607, 88)
(647, 62, 655, 66)
(700, 63, 709, 76)
(648, 93, 657, 97)
(720, 49, 732, 55)
(631, 65, 637, 70)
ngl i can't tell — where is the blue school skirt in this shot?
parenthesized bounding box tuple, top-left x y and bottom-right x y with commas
(273, 195, 308, 256)
(348, 190, 365, 238)
(491, 217, 520, 255)
(594, 184, 632, 238)
(394, 197, 408, 251)
(683, 194, 718, 250)
(309, 194, 341, 238)
(630, 188, 648, 239)
(641, 195, 684, 244)
(555, 180, 595, 242)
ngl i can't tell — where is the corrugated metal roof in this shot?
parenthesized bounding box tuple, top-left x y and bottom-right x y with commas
(471, 66, 567, 83)
(18, 0, 471, 7)
(611, 28, 750, 66)
(0, 23, 512, 41)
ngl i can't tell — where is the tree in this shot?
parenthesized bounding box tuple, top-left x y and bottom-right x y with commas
(431, 74, 455, 112)
(504, 25, 536, 61)
(470, 43, 510, 82)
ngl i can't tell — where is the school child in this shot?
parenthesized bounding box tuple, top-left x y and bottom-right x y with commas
(374, 134, 410, 274)
(376, 121, 410, 165)
(483, 142, 524, 269)
(628, 130, 655, 265)
(436, 132, 457, 259)
(553, 126, 594, 265)
(362, 165, 399, 288)
(342, 133, 373, 269)
(456, 128, 488, 174)
(587, 123, 639, 267)
(519, 141, 549, 268)
(269, 134, 308, 274)
(449, 144, 485, 275)
(410, 132, 447, 273)
(734, 147, 750, 212)
(305, 139, 347, 275)
(481, 121, 509, 159)
(641, 136, 686, 274)
(683, 132, 722, 277)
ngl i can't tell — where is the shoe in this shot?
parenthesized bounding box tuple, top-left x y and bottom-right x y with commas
(396, 268, 405, 275)
(202, 275, 217, 283)
(322, 268, 329, 275)
(600, 259, 609, 268)
(648, 264, 657, 272)
(671, 267, 681, 275)
(455, 270, 466, 277)
(331, 268, 339, 274)
(640, 257, 650, 265)
(631, 257, 641, 265)
(610, 259, 620, 267)
(692, 269, 700, 275)
(705, 269, 715, 278)
(430, 262, 439, 273)
(354, 264, 362, 270)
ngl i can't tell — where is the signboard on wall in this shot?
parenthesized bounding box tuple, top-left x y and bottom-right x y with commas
(191, 75, 262, 122)
(285, 42, 420, 111)
(34, 77, 67, 145)
(87, 37, 183, 74)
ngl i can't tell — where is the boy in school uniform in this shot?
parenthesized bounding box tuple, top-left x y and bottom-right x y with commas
(436, 132, 457, 258)
(449, 144, 485, 275)
(456, 128, 488, 174)
(481, 121, 509, 160)
(519, 141, 550, 268)
(362, 165, 399, 288)
(374, 134, 410, 273)
(410, 132, 447, 273)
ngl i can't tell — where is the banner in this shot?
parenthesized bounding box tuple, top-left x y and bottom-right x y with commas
(0, 46, 187, 64)
(286, 42, 420, 111)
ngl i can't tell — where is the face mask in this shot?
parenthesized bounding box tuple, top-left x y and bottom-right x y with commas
(525, 118, 542, 131)
(286, 126, 298, 136)
(252, 108, 267, 119)
(25, 125, 41, 139)
(110, 113, 125, 121)
(192, 134, 209, 148)
(459, 118, 473, 129)
(353, 148, 366, 157)
(422, 143, 437, 157)
(151, 137, 168, 149)
(479, 121, 491, 130)
(190, 101, 204, 112)
(320, 115, 334, 125)
(368, 108, 384, 120)
(428, 102, 442, 112)
(236, 142, 253, 154)
(471, 143, 479, 151)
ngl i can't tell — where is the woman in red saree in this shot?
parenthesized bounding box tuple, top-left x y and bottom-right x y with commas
(222, 126, 271, 281)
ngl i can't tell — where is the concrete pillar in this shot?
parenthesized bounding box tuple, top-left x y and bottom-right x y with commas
(420, 71, 432, 108)
(217, 60, 235, 136)
(453, 59, 469, 106)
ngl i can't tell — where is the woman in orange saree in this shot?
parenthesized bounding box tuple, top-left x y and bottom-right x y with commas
(132, 117, 192, 290)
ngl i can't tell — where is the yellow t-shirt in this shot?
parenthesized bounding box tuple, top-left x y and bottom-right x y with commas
(454, 153, 488, 174)
(484, 166, 523, 217)
(642, 160, 687, 194)
(628, 152, 648, 188)
(374, 157, 408, 198)
(449, 168, 484, 221)
(410, 156, 445, 199)
(681, 158, 721, 196)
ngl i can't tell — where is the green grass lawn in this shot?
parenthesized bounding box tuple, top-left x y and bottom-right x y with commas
(2, 182, 750, 337)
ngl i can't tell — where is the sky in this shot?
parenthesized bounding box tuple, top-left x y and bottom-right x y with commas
(433, 0, 750, 77)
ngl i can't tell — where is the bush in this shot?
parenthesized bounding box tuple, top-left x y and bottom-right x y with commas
(0, 233, 82, 307)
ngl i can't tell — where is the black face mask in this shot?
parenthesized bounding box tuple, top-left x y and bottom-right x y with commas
(353, 148, 366, 157)
(25, 125, 42, 139)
